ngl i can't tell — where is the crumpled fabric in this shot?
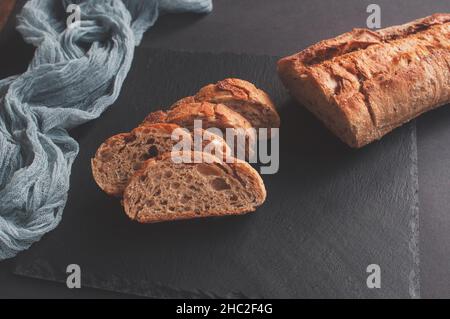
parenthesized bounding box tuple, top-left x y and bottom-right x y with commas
(0, 0, 212, 260)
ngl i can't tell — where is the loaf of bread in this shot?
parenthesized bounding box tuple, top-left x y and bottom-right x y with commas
(91, 123, 231, 196)
(278, 14, 450, 147)
(170, 78, 280, 130)
(123, 151, 267, 223)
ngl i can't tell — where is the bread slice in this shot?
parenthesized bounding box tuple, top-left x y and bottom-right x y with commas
(123, 151, 267, 223)
(91, 123, 190, 196)
(92, 123, 231, 197)
(144, 101, 253, 130)
(143, 102, 256, 160)
(171, 78, 280, 131)
(277, 14, 450, 148)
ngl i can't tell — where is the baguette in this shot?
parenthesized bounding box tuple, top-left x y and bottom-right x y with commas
(277, 14, 450, 148)
(123, 151, 266, 223)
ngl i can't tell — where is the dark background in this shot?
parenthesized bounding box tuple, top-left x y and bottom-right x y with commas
(0, 0, 449, 298)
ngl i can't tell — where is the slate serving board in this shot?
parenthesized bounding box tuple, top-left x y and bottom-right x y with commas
(13, 48, 419, 298)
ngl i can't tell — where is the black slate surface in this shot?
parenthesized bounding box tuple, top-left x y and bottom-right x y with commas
(12, 48, 419, 298)
(417, 105, 450, 298)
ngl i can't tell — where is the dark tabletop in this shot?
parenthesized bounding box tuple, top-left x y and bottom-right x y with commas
(0, 0, 449, 298)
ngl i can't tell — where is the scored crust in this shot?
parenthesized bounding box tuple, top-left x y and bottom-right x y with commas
(123, 151, 267, 223)
(170, 78, 280, 131)
(278, 13, 450, 148)
(144, 101, 254, 129)
(143, 102, 257, 160)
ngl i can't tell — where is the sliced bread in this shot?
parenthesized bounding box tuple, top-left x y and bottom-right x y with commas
(143, 102, 256, 160)
(91, 124, 231, 197)
(91, 123, 189, 196)
(123, 151, 267, 223)
(171, 78, 280, 131)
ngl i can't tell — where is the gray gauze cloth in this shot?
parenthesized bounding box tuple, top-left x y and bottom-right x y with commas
(0, 0, 212, 260)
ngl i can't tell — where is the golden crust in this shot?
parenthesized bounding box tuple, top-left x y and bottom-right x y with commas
(278, 13, 450, 148)
(170, 96, 196, 109)
(142, 110, 168, 125)
(168, 102, 254, 130)
(170, 78, 280, 129)
(170, 102, 256, 159)
(145, 101, 254, 130)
